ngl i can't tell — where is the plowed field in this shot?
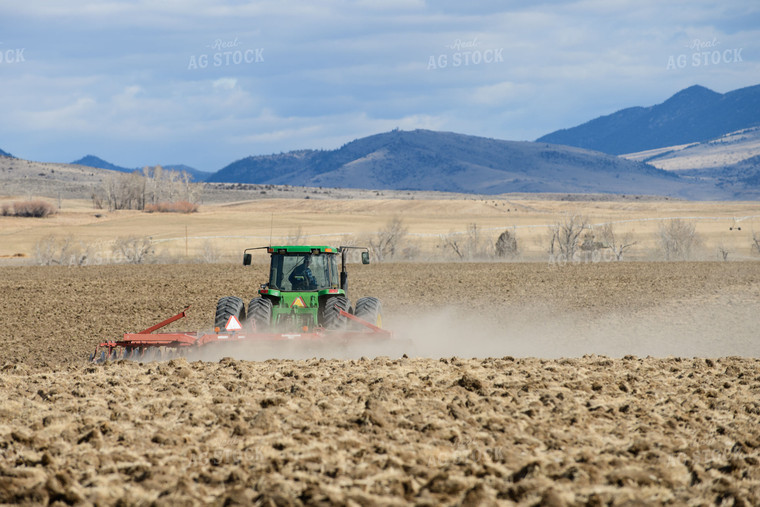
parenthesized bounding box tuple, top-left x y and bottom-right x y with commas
(1, 262, 759, 505)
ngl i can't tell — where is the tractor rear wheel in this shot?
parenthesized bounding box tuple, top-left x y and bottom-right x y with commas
(247, 297, 273, 331)
(321, 295, 350, 330)
(215, 296, 246, 330)
(354, 297, 383, 328)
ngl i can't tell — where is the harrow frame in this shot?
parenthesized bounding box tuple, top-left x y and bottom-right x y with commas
(90, 306, 394, 363)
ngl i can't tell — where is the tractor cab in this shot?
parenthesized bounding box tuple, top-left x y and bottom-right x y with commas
(268, 247, 340, 291)
(243, 245, 370, 293)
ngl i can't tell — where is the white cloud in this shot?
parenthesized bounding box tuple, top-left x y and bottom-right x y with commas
(212, 78, 238, 90)
(0, 0, 756, 169)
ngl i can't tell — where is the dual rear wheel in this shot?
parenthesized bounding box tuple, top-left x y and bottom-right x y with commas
(354, 296, 382, 328)
(247, 297, 273, 331)
(320, 295, 350, 330)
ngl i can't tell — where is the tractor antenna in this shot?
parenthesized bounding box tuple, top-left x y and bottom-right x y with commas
(269, 213, 274, 246)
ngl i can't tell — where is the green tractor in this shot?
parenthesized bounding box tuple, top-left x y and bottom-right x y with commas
(214, 245, 383, 334)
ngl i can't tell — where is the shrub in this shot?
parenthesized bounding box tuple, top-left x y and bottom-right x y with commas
(144, 201, 199, 213)
(495, 229, 519, 259)
(10, 200, 57, 218)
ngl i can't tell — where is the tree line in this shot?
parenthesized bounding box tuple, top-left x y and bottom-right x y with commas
(92, 166, 202, 212)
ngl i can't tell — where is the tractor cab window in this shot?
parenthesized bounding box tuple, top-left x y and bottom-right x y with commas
(269, 253, 339, 291)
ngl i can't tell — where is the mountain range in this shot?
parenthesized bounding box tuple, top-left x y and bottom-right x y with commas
(4, 83, 760, 200)
(537, 84, 760, 155)
(71, 155, 210, 182)
(202, 84, 759, 199)
(207, 129, 703, 196)
(0, 148, 13, 158)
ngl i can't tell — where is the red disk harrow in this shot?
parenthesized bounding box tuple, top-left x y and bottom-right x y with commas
(90, 307, 400, 363)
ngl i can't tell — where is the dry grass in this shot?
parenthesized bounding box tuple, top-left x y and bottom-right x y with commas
(0, 197, 758, 262)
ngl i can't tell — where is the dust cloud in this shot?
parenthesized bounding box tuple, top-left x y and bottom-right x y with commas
(391, 297, 760, 359)
(180, 295, 758, 363)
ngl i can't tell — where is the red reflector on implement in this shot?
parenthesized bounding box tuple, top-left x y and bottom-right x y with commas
(325, 248, 332, 252)
(328, 289, 338, 294)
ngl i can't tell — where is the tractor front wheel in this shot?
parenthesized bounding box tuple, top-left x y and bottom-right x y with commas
(214, 296, 246, 330)
(321, 295, 350, 330)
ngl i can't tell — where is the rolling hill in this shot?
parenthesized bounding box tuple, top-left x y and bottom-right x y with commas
(207, 129, 723, 198)
(71, 155, 211, 182)
(623, 127, 760, 171)
(537, 84, 760, 155)
(676, 153, 760, 193)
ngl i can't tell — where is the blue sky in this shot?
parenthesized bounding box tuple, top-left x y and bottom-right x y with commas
(0, 0, 758, 172)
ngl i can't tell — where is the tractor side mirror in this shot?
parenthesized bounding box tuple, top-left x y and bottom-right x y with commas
(361, 251, 370, 265)
(243, 253, 252, 266)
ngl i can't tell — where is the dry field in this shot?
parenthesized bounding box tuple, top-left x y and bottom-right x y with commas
(1, 261, 759, 505)
(1, 196, 759, 263)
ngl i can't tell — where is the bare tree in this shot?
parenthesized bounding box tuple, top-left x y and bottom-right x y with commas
(440, 233, 464, 259)
(369, 217, 407, 262)
(599, 223, 637, 261)
(286, 226, 305, 245)
(548, 215, 588, 262)
(441, 223, 492, 260)
(95, 172, 144, 211)
(495, 228, 519, 259)
(716, 244, 730, 262)
(113, 236, 154, 264)
(94, 166, 202, 211)
(34, 236, 92, 266)
(657, 219, 698, 261)
(200, 240, 222, 263)
(752, 232, 760, 256)
(34, 236, 59, 265)
(464, 223, 491, 259)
